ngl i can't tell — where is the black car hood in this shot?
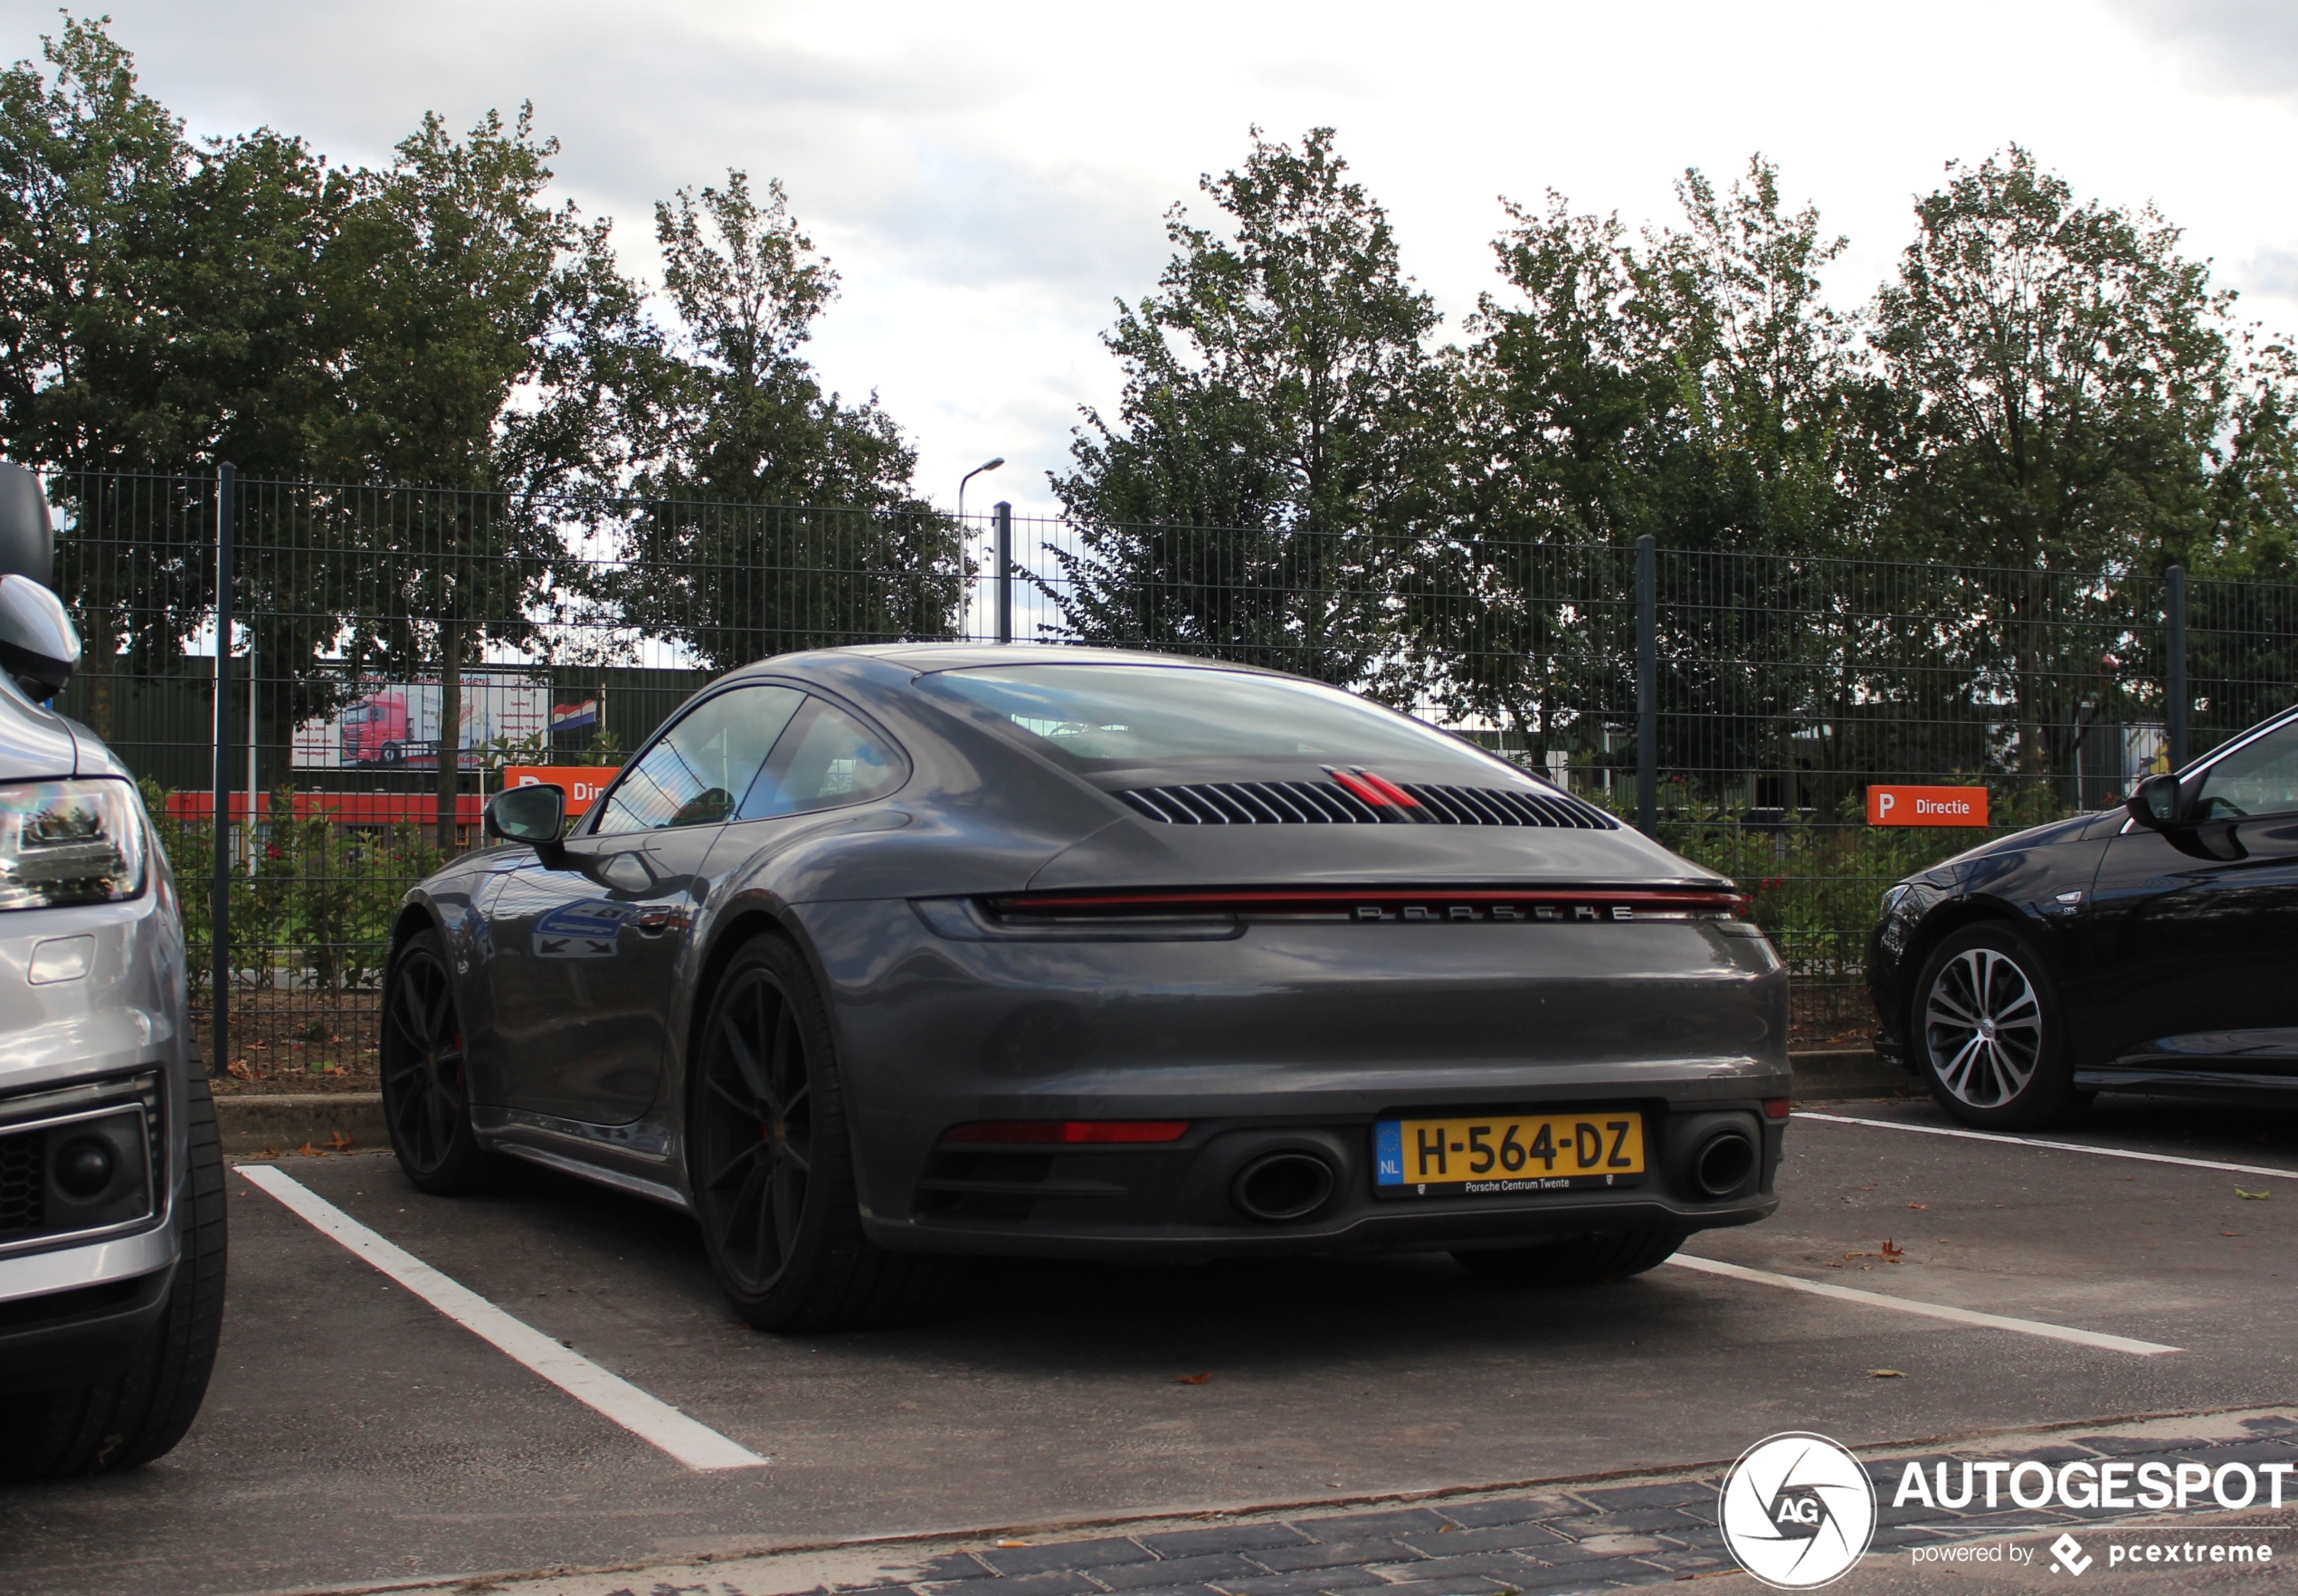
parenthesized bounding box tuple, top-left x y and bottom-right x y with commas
(1916, 811, 2112, 885)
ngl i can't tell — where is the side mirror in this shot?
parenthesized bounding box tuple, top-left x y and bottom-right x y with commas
(484, 784, 566, 859)
(0, 463, 54, 583)
(0, 574, 78, 699)
(2125, 771, 2187, 831)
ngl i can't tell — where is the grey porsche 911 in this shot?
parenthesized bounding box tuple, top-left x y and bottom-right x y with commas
(384, 647, 1788, 1329)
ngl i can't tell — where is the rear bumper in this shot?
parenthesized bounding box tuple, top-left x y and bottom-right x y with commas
(861, 1106, 1784, 1259)
(797, 900, 1790, 1258)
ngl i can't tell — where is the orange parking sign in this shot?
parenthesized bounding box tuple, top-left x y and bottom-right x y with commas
(1866, 784, 1989, 827)
(501, 765, 614, 816)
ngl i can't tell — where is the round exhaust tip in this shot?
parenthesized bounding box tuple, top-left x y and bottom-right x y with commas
(1232, 1151, 1337, 1222)
(1691, 1130, 1757, 1198)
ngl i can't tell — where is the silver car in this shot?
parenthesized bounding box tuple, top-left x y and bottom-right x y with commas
(0, 466, 220, 1481)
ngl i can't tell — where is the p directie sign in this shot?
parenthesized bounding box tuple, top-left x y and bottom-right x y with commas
(1866, 785, 1989, 828)
(501, 765, 614, 817)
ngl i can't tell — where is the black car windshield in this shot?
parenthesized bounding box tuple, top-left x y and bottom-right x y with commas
(921, 663, 1510, 776)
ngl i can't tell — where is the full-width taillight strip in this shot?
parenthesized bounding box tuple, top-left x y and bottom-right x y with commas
(992, 888, 1750, 916)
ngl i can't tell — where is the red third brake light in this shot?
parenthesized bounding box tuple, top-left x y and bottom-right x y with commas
(1325, 767, 1421, 808)
(941, 1120, 1192, 1145)
(1351, 769, 1421, 807)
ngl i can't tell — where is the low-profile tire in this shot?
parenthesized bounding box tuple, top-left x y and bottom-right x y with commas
(1452, 1229, 1684, 1287)
(688, 932, 953, 1332)
(1911, 922, 2080, 1130)
(380, 929, 496, 1194)
(0, 1073, 229, 1481)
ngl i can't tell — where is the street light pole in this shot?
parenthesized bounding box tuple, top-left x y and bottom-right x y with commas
(957, 456, 1004, 524)
(957, 457, 1004, 642)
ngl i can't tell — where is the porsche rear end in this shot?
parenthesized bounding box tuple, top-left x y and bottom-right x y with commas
(811, 657, 1787, 1259)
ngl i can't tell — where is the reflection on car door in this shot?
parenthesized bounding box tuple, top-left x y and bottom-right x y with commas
(2085, 721, 2298, 1074)
(481, 684, 802, 1124)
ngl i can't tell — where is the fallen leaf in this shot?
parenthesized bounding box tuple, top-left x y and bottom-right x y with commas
(1907, 1202, 1928, 1210)
(1879, 1240, 1904, 1262)
(225, 1059, 254, 1081)
(2223, 1231, 2241, 1238)
(326, 1129, 354, 1152)
(1175, 1373, 1211, 1385)
(2237, 1188, 2272, 1201)
(1869, 1369, 1905, 1379)
(296, 1141, 319, 1156)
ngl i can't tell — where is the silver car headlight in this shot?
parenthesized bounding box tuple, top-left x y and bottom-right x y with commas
(0, 779, 147, 909)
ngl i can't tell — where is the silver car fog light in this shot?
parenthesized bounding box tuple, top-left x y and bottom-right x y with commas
(0, 778, 147, 909)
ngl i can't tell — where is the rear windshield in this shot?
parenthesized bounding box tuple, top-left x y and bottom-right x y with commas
(920, 663, 1512, 777)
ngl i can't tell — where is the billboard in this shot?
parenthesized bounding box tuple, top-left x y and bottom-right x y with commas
(292, 674, 601, 770)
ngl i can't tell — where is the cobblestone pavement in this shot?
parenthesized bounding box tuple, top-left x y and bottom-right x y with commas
(493, 1411, 2298, 1596)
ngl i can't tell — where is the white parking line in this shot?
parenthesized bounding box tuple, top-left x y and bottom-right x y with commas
(1665, 1254, 2182, 1356)
(1797, 1110, 2298, 1181)
(238, 1164, 767, 1472)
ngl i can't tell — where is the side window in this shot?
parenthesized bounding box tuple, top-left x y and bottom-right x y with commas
(593, 686, 805, 835)
(737, 697, 906, 821)
(2194, 723, 2298, 821)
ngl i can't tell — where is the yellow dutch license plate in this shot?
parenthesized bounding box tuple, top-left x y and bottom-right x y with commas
(1373, 1111, 1647, 1197)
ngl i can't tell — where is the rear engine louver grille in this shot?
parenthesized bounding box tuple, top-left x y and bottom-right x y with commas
(1116, 781, 1616, 830)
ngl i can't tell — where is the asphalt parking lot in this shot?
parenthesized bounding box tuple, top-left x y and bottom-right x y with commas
(8, 1091, 2298, 1596)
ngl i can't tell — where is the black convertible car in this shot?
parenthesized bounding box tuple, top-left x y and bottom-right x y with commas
(1873, 703, 2298, 1128)
(384, 648, 1789, 1329)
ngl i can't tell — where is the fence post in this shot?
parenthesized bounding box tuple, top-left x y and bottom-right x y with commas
(209, 462, 234, 1077)
(2165, 565, 2188, 770)
(1635, 535, 1656, 836)
(994, 500, 1012, 645)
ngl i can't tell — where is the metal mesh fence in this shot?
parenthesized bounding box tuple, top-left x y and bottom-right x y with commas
(37, 469, 2298, 1084)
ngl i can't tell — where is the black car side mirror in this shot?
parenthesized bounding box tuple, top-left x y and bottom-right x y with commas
(2125, 771, 2188, 831)
(485, 784, 567, 863)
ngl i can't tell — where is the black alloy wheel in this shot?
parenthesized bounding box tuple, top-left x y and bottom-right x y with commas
(688, 933, 953, 1331)
(1912, 922, 2082, 1130)
(381, 929, 494, 1193)
(694, 958, 814, 1298)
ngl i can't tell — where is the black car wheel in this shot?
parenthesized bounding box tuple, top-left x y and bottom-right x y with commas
(1452, 1229, 1684, 1287)
(688, 933, 951, 1331)
(1913, 923, 2081, 1129)
(381, 929, 495, 1193)
(0, 1074, 228, 1481)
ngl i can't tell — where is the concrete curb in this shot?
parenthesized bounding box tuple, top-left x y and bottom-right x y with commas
(1789, 1046, 1915, 1101)
(213, 1052, 1911, 1158)
(216, 1092, 387, 1156)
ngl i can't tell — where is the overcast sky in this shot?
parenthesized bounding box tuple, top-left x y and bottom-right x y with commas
(6, 0, 2295, 518)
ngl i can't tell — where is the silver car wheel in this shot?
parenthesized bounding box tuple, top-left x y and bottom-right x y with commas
(1923, 945, 2043, 1107)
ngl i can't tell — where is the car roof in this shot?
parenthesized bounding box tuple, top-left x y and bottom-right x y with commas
(723, 643, 1298, 684)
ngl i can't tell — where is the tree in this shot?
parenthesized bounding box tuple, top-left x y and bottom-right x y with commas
(1866, 146, 2260, 773)
(313, 106, 633, 849)
(614, 172, 959, 672)
(0, 17, 353, 736)
(1403, 158, 1864, 785)
(1046, 127, 1442, 683)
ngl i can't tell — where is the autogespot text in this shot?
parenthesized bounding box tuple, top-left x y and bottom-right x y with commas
(1893, 1458, 2294, 1513)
